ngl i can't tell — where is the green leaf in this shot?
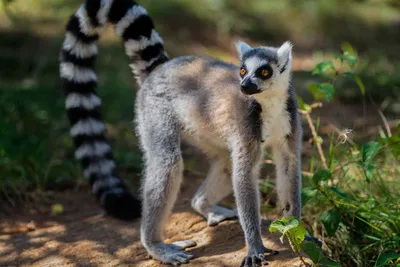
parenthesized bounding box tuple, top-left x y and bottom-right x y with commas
(362, 141, 381, 163)
(301, 187, 317, 206)
(312, 61, 335, 76)
(342, 51, 357, 68)
(318, 256, 341, 266)
(341, 42, 356, 56)
(337, 45, 358, 68)
(290, 223, 307, 251)
(301, 241, 322, 264)
(297, 96, 311, 113)
(269, 216, 299, 234)
(360, 141, 381, 182)
(269, 217, 294, 234)
(329, 187, 347, 200)
(383, 135, 400, 158)
(354, 75, 366, 95)
(343, 72, 355, 78)
(309, 83, 335, 102)
(308, 83, 323, 101)
(318, 83, 335, 102)
(320, 208, 341, 236)
(312, 169, 331, 185)
(363, 163, 376, 183)
(376, 252, 400, 267)
(269, 217, 306, 252)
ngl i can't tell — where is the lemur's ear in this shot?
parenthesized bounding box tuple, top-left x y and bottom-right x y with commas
(277, 41, 293, 73)
(235, 41, 252, 59)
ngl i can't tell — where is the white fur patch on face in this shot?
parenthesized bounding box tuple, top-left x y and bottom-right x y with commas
(244, 56, 268, 75)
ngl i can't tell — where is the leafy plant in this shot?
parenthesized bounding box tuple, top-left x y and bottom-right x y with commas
(269, 216, 339, 266)
(273, 44, 400, 266)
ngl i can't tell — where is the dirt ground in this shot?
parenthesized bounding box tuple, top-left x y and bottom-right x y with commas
(0, 175, 310, 267)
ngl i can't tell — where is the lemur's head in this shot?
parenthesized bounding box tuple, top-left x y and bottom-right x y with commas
(235, 41, 292, 95)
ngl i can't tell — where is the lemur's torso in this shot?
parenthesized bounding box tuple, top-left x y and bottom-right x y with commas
(137, 56, 294, 156)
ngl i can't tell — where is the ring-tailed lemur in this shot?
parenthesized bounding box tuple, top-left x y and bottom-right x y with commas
(60, 1, 302, 266)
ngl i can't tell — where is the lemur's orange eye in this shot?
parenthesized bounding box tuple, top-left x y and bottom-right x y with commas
(261, 69, 269, 77)
(240, 68, 246, 76)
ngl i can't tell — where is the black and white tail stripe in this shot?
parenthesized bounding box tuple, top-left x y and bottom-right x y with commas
(60, 0, 168, 220)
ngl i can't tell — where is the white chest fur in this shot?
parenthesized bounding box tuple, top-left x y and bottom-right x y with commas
(254, 91, 291, 147)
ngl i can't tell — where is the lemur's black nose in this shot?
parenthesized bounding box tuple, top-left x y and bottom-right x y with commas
(240, 79, 260, 95)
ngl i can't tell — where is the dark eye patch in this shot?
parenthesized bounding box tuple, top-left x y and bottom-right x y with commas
(255, 64, 273, 80)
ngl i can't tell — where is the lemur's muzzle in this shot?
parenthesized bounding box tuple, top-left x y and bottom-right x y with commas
(240, 78, 260, 95)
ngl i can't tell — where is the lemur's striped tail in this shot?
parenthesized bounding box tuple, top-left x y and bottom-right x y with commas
(60, 0, 168, 220)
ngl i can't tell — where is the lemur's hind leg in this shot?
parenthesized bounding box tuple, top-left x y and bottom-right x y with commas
(139, 110, 195, 266)
(191, 158, 237, 226)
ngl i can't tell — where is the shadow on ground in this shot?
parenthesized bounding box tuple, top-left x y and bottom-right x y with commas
(0, 175, 308, 267)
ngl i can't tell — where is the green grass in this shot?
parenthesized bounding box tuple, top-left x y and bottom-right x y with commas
(299, 139, 400, 266)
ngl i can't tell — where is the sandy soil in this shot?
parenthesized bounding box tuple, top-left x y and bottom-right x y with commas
(0, 180, 309, 267)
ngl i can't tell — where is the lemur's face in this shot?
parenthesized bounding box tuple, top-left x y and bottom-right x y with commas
(236, 41, 292, 95)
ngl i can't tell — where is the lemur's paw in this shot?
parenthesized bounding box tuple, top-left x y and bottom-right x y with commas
(305, 234, 322, 248)
(207, 206, 238, 226)
(240, 254, 268, 267)
(147, 241, 196, 266)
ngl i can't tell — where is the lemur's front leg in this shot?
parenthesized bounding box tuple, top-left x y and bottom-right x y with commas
(274, 132, 323, 247)
(273, 132, 302, 218)
(232, 142, 277, 267)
